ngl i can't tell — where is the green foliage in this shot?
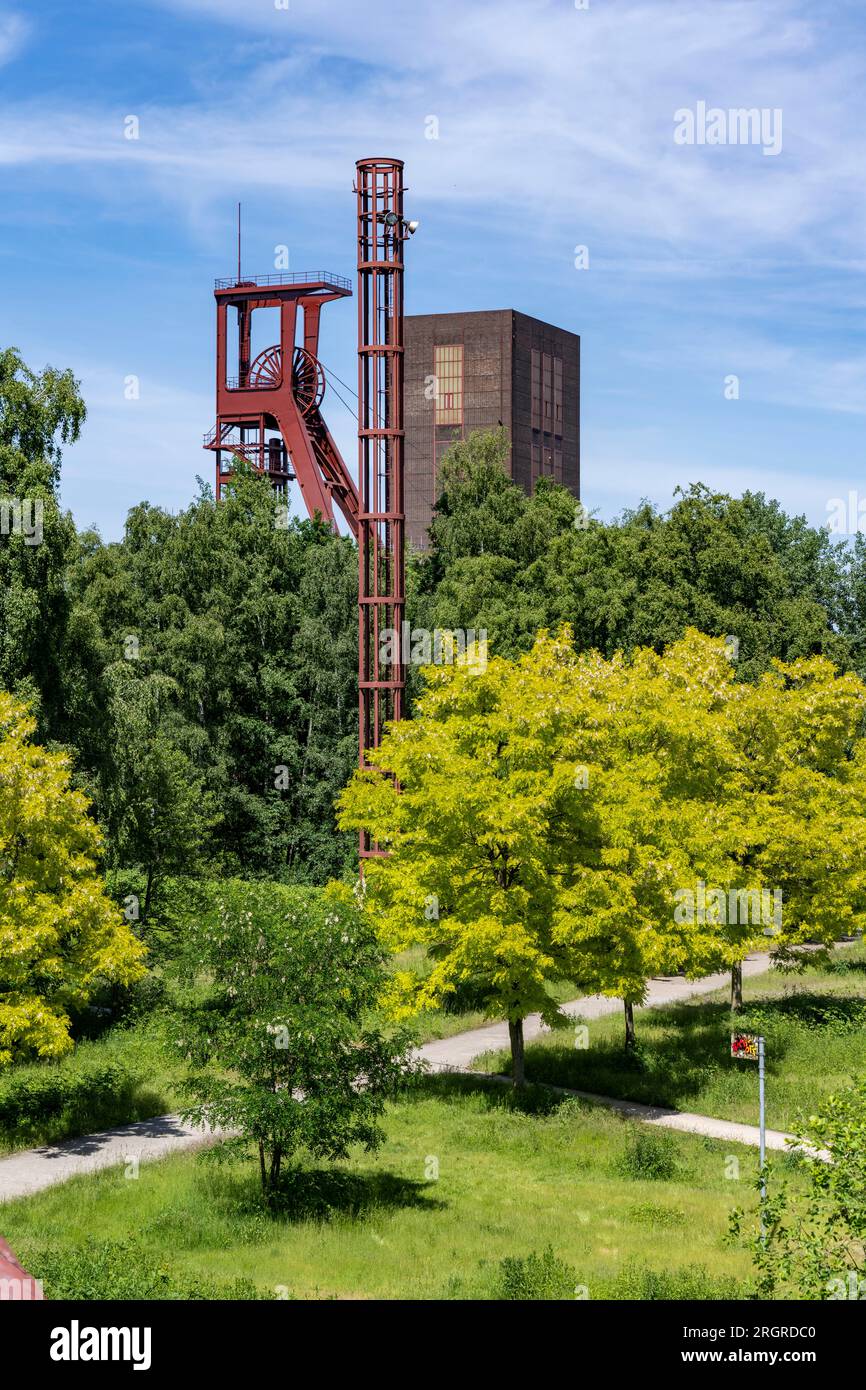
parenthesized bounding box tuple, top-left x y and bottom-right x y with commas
(0, 1062, 136, 1143)
(616, 1125, 683, 1181)
(741, 994, 866, 1037)
(101, 665, 212, 916)
(337, 628, 746, 1070)
(0, 347, 84, 735)
(0, 691, 146, 1065)
(714, 656, 866, 979)
(496, 1245, 578, 1300)
(414, 461, 849, 680)
(343, 614, 866, 1077)
(0, 1016, 183, 1150)
(67, 468, 358, 883)
(174, 880, 413, 1201)
(601, 1263, 741, 1300)
(734, 1078, 866, 1299)
(26, 1237, 267, 1300)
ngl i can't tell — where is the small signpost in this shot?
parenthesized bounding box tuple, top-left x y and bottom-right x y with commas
(731, 1031, 767, 1239)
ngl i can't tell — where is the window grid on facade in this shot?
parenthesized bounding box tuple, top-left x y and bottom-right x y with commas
(531, 349, 563, 438)
(434, 344, 464, 426)
(531, 349, 541, 430)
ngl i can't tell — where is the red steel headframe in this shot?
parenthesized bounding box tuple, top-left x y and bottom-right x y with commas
(355, 158, 408, 859)
(205, 271, 360, 535)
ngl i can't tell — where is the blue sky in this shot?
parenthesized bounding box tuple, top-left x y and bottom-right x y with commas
(2, 0, 866, 540)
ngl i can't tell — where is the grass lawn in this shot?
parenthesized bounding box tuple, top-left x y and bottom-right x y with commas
(2, 1076, 780, 1301)
(474, 947, 866, 1132)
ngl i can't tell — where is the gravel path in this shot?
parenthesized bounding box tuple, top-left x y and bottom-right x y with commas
(0, 1115, 222, 1203)
(416, 953, 772, 1072)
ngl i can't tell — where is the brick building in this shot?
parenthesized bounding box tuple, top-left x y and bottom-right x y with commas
(404, 309, 580, 550)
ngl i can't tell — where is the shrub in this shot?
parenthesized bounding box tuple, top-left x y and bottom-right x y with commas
(825, 952, 866, 977)
(603, 1263, 742, 1300)
(25, 1238, 268, 1300)
(68, 972, 170, 1040)
(175, 880, 414, 1203)
(615, 1125, 682, 1181)
(732, 1077, 866, 1299)
(743, 993, 866, 1037)
(496, 1245, 579, 1300)
(0, 692, 146, 1066)
(0, 1062, 137, 1142)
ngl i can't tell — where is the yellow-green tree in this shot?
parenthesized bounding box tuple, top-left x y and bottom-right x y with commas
(0, 692, 146, 1066)
(559, 631, 736, 1046)
(714, 654, 866, 1005)
(337, 631, 719, 1077)
(338, 629, 866, 1074)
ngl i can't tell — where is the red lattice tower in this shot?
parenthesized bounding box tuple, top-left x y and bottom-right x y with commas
(355, 158, 413, 859)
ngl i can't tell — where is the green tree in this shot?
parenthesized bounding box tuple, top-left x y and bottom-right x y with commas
(69, 467, 359, 881)
(706, 654, 866, 1007)
(0, 691, 145, 1065)
(733, 1079, 866, 1299)
(337, 629, 719, 1076)
(413, 446, 849, 681)
(102, 664, 212, 919)
(0, 348, 84, 735)
(411, 429, 577, 671)
(174, 881, 412, 1202)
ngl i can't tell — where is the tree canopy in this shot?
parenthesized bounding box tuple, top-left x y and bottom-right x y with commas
(0, 691, 145, 1066)
(339, 627, 866, 1076)
(412, 430, 851, 683)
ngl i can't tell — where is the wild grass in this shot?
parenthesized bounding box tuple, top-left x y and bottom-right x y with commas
(2, 1076, 771, 1300)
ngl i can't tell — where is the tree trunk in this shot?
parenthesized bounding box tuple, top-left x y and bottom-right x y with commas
(269, 1144, 283, 1197)
(508, 1018, 526, 1088)
(623, 999, 636, 1051)
(731, 962, 743, 1011)
(143, 864, 155, 923)
(258, 1141, 267, 1195)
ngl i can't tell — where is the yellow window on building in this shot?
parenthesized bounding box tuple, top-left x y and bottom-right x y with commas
(434, 344, 464, 426)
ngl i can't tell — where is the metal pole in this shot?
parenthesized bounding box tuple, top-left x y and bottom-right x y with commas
(759, 1034, 766, 1242)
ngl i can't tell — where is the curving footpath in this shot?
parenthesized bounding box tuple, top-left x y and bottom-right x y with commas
(0, 951, 816, 1205)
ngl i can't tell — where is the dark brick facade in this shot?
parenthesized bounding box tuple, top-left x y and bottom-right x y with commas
(404, 309, 580, 551)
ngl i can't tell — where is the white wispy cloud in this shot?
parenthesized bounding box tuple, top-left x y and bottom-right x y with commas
(5, 0, 866, 535)
(0, 9, 28, 66)
(1, 0, 863, 267)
